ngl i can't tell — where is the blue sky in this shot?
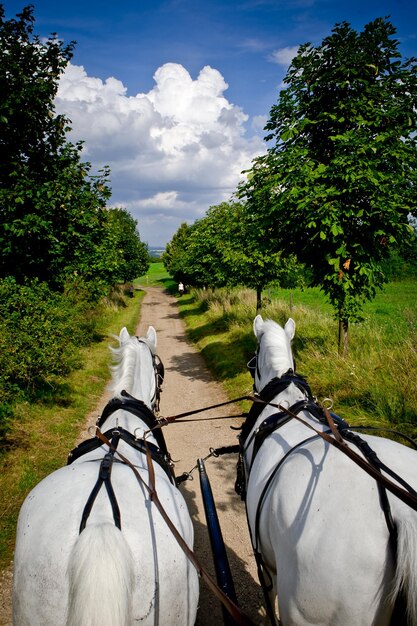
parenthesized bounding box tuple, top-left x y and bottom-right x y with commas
(6, 0, 417, 246)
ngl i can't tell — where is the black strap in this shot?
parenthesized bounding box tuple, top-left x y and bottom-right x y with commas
(240, 371, 313, 445)
(97, 390, 170, 460)
(78, 422, 176, 534)
(68, 426, 175, 484)
(79, 450, 121, 533)
(243, 399, 323, 468)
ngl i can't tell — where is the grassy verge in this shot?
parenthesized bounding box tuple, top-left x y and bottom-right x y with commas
(133, 264, 416, 439)
(0, 290, 145, 568)
(176, 284, 417, 439)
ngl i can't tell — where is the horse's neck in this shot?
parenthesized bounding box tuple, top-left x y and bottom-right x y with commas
(257, 353, 294, 392)
(111, 342, 155, 410)
(102, 409, 149, 438)
(104, 340, 156, 437)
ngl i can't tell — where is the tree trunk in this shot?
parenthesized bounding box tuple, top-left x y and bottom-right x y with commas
(338, 318, 349, 357)
(256, 286, 262, 312)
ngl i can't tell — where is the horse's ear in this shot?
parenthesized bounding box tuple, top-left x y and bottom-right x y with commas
(119, 327, 130, 345)
(284, 318, 295, 341)
(146, 326, 157, 352)
(253, 315, 264, 339)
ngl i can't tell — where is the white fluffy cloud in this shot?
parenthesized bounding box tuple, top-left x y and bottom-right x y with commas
(269, 46, 299, 66)
(55, 62, 265, 245)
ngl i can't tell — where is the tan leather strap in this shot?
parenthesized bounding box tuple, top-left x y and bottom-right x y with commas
(95, 429, 257, 626)
(262, 402, 417, 512)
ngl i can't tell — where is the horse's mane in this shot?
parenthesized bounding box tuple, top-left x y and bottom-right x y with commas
(108, 335, 151, 397)
(261, 319, 293, 376)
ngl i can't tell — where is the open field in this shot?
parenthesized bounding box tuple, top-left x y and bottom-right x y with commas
(136, 261, 176, 290)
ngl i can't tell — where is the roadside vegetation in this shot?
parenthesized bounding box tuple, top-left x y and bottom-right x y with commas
(0, 289, 145, 568)
(175, 282, 417, 440)
(0, 6, 150, 438)
(139, 265, 417, 441)
(0, 7, 151, 569)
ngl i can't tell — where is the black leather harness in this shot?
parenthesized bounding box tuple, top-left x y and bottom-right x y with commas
(237, 367, 417, 626)
(238, 369, 417, 568)
(68, 389, 174, 533)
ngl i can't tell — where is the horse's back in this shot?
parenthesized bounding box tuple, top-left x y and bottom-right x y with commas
(251, 432, 417, 626)
(13, 462, 198, 625)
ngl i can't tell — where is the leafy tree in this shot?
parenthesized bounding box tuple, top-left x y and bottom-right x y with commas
(0, 5, 114, 294)
(103, 208, 149, 284)
(0, 5, 74, 182)
(233, 196, 306, 310)
(244, 18, 417, 353)
(167, 202, 305, 309)
(162, 222, 193, 283)
(185, 205, 239, 289)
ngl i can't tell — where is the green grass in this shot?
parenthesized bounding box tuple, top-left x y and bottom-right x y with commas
(270, 279, 417, 342)
(0, 290, 145, 568)
(176, 283, 417, 439)
(136, 261, 176, 291)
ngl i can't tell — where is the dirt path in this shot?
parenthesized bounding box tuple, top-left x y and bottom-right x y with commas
(137, 287, 264, 625)
(0, 286, 264, 625)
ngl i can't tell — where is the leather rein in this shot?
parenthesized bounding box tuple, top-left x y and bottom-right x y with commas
(67, 343, 417, 626)
(143, 378, 417, 514)
(67, 341, 257, 626)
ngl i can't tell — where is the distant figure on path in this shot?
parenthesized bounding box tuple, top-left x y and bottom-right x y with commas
(178, 282, 184, 296)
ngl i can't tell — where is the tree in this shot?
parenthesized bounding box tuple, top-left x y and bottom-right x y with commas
(244, 18, 417, 354)
(0, 5, 118, 295)
(103, 208, 149, 284)
(185, 204, 241, 289)
(233, 193, 307, 310)
(162, 222, 193, 283)
(166, 201, 305, 310)
(0, 5, 74, 182)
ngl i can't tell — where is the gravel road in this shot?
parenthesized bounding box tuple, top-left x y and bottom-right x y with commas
(0, 286, 264, 625)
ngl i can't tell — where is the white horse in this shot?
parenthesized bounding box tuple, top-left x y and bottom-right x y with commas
(13, 326, 199, 626)
(241, 315, 417, 626)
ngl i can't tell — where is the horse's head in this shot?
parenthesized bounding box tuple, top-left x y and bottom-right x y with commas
(109, 326, 161, 408)
(252, 315, 295, 392)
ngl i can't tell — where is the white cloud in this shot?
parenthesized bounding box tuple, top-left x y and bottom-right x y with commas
(240, 38, 269, 52)
(268, 45, 299, 66)
(134, 191, 179, 210)
(55, 62, 265, 245)
(252, 115, 268, 133)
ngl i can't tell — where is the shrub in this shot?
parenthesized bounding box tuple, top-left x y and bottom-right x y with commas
(0, 277, 101, 433)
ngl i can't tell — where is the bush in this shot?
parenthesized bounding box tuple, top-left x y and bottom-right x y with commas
(0, 277, 100, 421)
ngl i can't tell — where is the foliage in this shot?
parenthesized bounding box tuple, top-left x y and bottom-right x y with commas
(0, 5, 73, 182)
(0, 6, 144, 296)
(0, 278, 87, 419)
(93, 208, 149, 287)
(162, 222, 194, 282)
(242, 18, 417, 342)
(186, 201, 282, 290)
(163, 202, 306, 308)
(183, 204, 242, 288)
